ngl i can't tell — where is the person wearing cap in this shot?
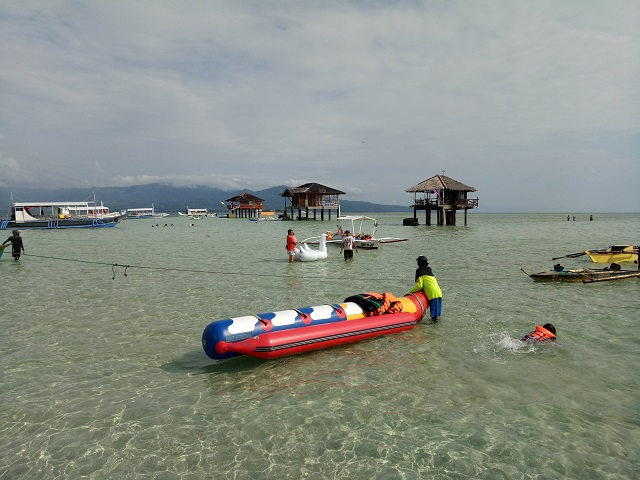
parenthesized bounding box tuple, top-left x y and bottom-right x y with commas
(285, 229, 298, 263)
(339, 230, 358, 261)
(2, 229, 25, 261)
(409, 255, 442, 320)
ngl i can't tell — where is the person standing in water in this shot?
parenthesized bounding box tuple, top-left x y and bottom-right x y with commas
(409, 255, 443, 320)
(2, 230, 25, 261)
(286, 229, 298, 263)
(339, 230, 358, 261)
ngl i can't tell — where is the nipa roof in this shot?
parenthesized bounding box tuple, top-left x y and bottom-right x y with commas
(225, 192, 264, 202)
(281, 183, 346, 196)
(406, 175, 476, 193)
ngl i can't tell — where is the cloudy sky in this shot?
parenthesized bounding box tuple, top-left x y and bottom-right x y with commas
(1, 1, 638, 212)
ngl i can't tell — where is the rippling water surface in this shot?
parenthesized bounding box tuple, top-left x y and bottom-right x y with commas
(1, 213, 639, 479)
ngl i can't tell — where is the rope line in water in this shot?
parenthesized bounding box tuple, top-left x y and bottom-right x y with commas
(22, 253, 408, 281)
(21, 253, 505, 284)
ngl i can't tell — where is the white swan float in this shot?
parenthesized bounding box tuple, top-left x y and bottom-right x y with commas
(295, 234, 327, 262)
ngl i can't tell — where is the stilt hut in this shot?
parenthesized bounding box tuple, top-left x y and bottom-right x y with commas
(405, 175, 479, 226)
(280, 183, 345, 221)
(224, 193, 264, 219)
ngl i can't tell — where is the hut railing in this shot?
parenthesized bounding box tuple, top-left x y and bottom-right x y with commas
(412, 198, 479, 208)
(292, 201, 340, 208)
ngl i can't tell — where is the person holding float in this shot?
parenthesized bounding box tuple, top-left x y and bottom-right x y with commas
(409, 255, 442, 321)
(285, 229, 298, 263)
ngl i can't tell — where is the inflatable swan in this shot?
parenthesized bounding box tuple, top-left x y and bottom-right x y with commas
(295, 234, 328, 262)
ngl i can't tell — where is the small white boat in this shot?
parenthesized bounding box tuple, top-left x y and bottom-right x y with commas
(303, 215, 408, 250)
(177, 208, 216, 219)
(126, 205, 170, 219)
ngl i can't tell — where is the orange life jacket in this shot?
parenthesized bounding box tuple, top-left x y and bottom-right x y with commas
(525, 325, 556, 342)
(344, 292, 404, 316)
(363, 292, 404, 315)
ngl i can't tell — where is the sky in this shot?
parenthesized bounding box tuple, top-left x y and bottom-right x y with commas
(1, 1, 639, 212)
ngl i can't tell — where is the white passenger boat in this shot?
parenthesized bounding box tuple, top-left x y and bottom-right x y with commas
(177, 208, 216, 219)
(126, 205, 170, 219)
(1, 199, 125, 230)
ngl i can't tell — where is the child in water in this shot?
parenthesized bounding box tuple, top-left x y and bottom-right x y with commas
(521, 323, 556, 342)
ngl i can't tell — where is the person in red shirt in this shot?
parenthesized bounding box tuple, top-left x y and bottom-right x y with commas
(286, 229, 298, 263)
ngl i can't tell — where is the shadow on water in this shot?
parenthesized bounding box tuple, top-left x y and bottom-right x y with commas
(160, 349, 267, 375)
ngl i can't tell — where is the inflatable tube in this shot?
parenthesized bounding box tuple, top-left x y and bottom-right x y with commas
(315, 234, 328, 259)
(294, 234, 328, 261)
(294, 243, 318, 261)
(202, 291, 428, 360)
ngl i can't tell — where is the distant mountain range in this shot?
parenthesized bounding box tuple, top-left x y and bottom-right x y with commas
(0, 184, 411, 214)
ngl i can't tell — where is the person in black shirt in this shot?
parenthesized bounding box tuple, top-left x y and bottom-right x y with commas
(2, 230, 25, 260)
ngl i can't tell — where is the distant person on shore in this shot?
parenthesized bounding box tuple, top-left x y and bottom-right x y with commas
(286, 229, 298, 263)
(521, 323, 556, 343)
(409, 256, 442, 321)
(2, 230, 25, 261)
(339, 230, 358, 260)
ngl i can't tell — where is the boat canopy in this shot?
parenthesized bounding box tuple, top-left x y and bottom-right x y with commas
(337, 215, 379, 235)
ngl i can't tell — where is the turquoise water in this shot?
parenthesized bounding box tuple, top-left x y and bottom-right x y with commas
(1, 213, 639, 479)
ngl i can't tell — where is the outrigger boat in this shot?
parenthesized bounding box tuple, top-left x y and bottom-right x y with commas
(552, 245, 638, 264)
(1, 200, 124, 230)
(584, 245, 637, 263)
(126, 204, 169, 219)
(202, 291, 428, 360)
(303, 215, 409, 250)
(177, 207, 216, 219)
(521, 265, 640, 282)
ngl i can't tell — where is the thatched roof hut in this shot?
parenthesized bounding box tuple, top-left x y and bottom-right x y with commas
(281, 183, 345, 197)
(406, 175, 476, 193)
(224, 192, 264, 218)
(405, 175, 478, 226)
(281, 183, 345, 221)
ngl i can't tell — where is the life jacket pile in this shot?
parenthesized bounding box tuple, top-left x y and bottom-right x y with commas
(343, 292, 404, 316)
(521, 325, 556, 342)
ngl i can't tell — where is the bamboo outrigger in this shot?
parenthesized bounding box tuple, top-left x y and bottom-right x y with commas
(521, 266, 640, 283)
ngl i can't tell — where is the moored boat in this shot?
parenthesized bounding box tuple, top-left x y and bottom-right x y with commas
(521, 265, 640, 282)
(1, 200, 124, 229)
(303, 215, 408, 250)
(202, 291, 428, 360)
(584, 245, 638, 263)
(177, 207, 216, 219)
(126, 204, 170, 219)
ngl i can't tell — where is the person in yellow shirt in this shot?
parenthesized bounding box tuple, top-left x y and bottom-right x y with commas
(409, 256, 442, 320)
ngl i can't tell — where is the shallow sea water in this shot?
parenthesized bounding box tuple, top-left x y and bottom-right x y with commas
(1, 212, 639, 479)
